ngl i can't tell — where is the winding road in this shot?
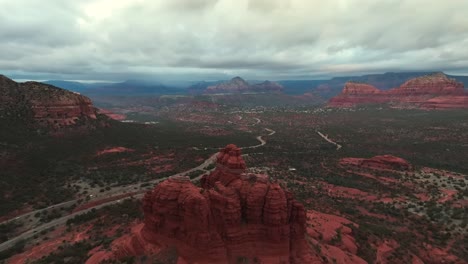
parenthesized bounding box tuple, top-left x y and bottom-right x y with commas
(317, 131, 342, 150)
(0, 118, 276, 253)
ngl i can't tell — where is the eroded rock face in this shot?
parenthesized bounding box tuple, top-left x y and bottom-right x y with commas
(340, 155, 412, 171)
(0, 75, 98, 129)
(393, 73, 464, 96)
(328, 82, 387, 107)
(205, 77, 283, 94)
(88, 144, 311, 264)
(328, 73, 468, 109)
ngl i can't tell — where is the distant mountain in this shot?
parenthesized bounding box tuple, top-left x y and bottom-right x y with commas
(187, 80, 224, 94)
(43, 72, 468, 98)
(43, 80, 89, 93)
(277, 80, 328, 95)
(42, 79, 185, 96)
(204, 77, 283, 94)
(85, 80, 185, 96)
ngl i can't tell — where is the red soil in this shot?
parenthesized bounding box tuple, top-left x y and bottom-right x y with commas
(340, 155, 412, 172)
(96, 147, 134, 156)
(414, 193, 431, 202)
(320, 181, 378, 201)
(375, 239, 399, 263)
(347, 170, 399, 184)
(438, 189, 458, 203)
(356, 207, 398, 222)
(98, 109, 127, 121)
(306, 210, 367, 264)
(7, 226, 90, 264)
(419, 243, 465, 263)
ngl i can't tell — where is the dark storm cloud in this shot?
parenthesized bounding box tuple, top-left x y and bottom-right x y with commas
(0, 0, 467, 82)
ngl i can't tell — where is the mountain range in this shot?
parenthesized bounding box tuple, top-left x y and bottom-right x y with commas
(41, 72, 468, 99)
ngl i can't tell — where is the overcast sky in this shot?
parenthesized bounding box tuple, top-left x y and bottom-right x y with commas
(1, 0, 468, 82)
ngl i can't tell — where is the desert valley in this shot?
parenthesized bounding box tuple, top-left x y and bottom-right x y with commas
(2, 1, 468, 263)
(1, 71, 467, 264)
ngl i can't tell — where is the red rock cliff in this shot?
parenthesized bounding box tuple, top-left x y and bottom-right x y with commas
(328, 73, 468, 109)
(88, 144, 311, 264)
(328, 82, 386, 107)
(391, 72, 464, 96)
(0, 75, 97, 129)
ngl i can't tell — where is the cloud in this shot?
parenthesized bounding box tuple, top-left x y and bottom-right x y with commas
(0, 0, 467, 81)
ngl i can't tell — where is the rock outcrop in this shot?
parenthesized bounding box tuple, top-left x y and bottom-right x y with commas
(87, 144, 311, 264)
(340, 155, 412, 171)
(205, 77, 283, 94)
(392, 73, 464, 96)
(0, 74, 98, 129)
(328, 73, 468, 109)
(328, 82, 388, 107)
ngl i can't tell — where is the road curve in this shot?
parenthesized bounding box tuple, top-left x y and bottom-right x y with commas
(317, 131, 342, 150)
(0, 123, 276, 252)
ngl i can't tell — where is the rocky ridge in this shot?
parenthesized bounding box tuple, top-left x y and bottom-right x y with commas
(340, 155, 412, 171)
(0, 74, 98, 130)
(328, 73, 468, 109)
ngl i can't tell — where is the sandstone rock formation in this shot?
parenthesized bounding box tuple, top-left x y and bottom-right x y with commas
(328, 82, 388, 107)
(393, 73, 464, 96)
(328, 73, 468, 109)
(205, 77, 283, 94)
(340, 155, 412, 171)
(87, 144, 312, 264)
(0, 74, 98, 129)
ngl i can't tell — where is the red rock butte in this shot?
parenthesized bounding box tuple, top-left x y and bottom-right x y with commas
(87, 144, 312, 264)
(328, 73, 468, 109)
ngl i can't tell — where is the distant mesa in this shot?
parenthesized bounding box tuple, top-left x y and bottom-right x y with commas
(205, 76, 283, 94)
(328, 73, 468, 109)
(0, 74, 100, 130)
(87, 144, 313, 264)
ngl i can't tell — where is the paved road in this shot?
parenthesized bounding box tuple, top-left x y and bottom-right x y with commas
(0, 153, 220, 252)
(241, 128, 276, 150)
(317, 131, 342, 150)
(1, 200, 77, 225)
(0, 195, 150, 252)
(0, 120, 276, 252)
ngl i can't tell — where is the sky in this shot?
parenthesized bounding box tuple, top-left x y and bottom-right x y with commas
(1, 0, 468, 82)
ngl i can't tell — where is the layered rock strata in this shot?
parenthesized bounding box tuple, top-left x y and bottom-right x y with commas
(87, 144, 311, 264)
(329, 73, 468, 109)
(340, 155, 412, 171)
(0, 74, 97, 129)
